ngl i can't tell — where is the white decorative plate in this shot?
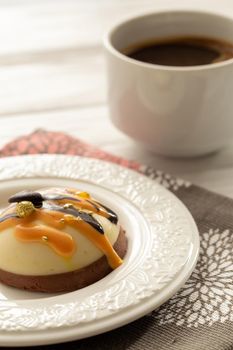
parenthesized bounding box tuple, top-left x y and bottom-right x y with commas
(0, 155, 199, 347)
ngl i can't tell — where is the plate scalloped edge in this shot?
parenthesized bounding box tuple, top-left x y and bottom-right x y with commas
(0, 155, 199, 346)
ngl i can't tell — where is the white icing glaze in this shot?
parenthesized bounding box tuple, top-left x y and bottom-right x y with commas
(0, 214, 120, 275)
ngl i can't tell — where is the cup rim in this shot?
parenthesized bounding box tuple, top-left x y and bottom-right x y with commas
(103, 9, 233, 72)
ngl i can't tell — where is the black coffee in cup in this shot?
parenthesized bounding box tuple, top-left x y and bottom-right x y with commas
(125, 37, 233, 66)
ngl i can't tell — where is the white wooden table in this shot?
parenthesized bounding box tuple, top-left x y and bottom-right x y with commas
(1, 0, 233, 197)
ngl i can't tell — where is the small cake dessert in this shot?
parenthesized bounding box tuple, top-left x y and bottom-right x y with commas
(0, 187, 127, 292)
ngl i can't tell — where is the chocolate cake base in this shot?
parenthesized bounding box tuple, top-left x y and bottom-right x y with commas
(0, 228, 127, 293)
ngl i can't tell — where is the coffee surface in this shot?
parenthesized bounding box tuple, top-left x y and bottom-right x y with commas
(126, 37, 233, 66)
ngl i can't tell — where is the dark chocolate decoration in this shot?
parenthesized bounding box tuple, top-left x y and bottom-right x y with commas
(43, 202, 104, 234)
(75, 210, 104, 234)
(95, 201, 118, 224)
(86, 199, 100, 212)
(43, 194, 117, 224)
(7, 190, 116, 234)
(9, 191, 44, 208)
(43, 194, 81, 203)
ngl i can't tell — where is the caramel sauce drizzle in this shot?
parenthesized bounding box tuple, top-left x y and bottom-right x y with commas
(48, 197, 117, 224)
(15, 224, 75, 258)
(0, 189, 122, 269)
(42, 187, 118, 224)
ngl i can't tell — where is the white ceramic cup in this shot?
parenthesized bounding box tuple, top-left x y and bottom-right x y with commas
(104, 11, 233, 157)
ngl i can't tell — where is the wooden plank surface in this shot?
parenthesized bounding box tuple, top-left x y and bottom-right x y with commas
(0, 0, 233, 197)
(0, 0, 233, 115)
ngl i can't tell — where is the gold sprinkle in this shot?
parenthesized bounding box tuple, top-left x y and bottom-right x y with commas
(63, 203, 73, 209)
(76, 191, 90, 199)
(16, 201, 35, 218)
(64, 214, 76, 222)
(81, 210, 93, 215)
(42, 235, 48, 241)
